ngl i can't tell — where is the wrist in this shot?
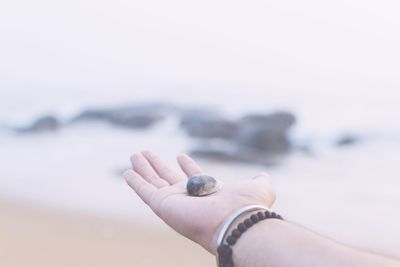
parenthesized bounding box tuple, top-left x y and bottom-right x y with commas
(216, 207, 284, 267)
(209, 205, 274, 255)
(209, 211, 252, 255)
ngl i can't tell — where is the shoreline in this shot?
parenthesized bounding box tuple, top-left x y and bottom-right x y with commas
(1, 126, 400, 265)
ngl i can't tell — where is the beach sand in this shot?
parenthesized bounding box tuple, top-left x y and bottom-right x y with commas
(1, 126, 400, 266)
(0, 199, 214, 267)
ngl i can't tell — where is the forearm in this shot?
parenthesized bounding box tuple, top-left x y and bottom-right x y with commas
(229, 219, 399, 267)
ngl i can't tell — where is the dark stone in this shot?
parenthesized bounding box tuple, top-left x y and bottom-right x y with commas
(336, 134, 359, 146)
(71, 102, 174, 129)
(186, 174, 218, 196)
(235, 126, 291, 153)
(235, 111, 296, 154)
(16, 115, 60, 133)
(239, 111, 296, 131)
(235, 120, 292, 151)
(179, 108, 238, 139)
(184, 110, 297, 165)
(189, 144, 282, 166)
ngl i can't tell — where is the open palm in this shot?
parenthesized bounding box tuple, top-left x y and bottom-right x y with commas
(124, 151, 276, 255)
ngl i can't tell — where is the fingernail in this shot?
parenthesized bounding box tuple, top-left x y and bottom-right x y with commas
(123, 169, 132, 180)
(177, 153, 188, 159)
(131, 153, 141, 162)
(141, 150, 152, 156)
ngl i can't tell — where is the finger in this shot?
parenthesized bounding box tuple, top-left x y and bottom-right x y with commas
(130, 153, 169, 188)
(142, 150, 184, 184)
(252, 172, 271, 181)
(124, 169, 158, 205)
(177, 153, 203, 177)
(252, 172, 273, 186)
(252, 172, 275, 203)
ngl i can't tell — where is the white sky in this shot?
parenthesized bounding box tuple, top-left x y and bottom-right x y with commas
(0, 0, 399, 132)
(1, 0, 400, 90)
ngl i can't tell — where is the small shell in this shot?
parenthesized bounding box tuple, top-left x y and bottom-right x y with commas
(186, 174, 221, 196)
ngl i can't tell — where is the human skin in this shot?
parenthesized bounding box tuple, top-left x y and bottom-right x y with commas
(123, 150, 276, 254)
(124, 151, 400, 267)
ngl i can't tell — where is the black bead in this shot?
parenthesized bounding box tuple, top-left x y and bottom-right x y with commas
(244, 218, 253, 227)
(219, 254, 232, 264)
(250, 214, 259, 223)
(276, 214, 283, 220)
(271, 212, 277, 218)
(219, 254, 227, 263)
(257, 211, 266, 220)
(226, 235, 237, 245)
(231, 229, 241, 238)
(237, 223, 247, 233)
(221, 256, 233, 263)
(218, 244, 232, 256)
(264, 210, 271, 218)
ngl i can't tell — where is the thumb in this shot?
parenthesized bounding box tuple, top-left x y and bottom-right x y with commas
(252, 172, 271, 181)
(251, 172, 276, 206)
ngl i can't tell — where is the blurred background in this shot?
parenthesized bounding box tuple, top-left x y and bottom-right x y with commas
(1, 0, 400, 266)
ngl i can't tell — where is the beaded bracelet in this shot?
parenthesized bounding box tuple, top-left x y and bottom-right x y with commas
(216, 206, 283, 267)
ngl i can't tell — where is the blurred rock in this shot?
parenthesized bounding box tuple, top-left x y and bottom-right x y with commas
(72, 102, 175, 129)
(16, 115, 60, 133)
(336, 134, 359, 146)
(182, 109, 297, 164)
(234, 111, 296, 154)
(234, 127, 291, 154)
(238, 111, 296, 131)
(180, 108, 238, 139)
(189, 145, 280, 166)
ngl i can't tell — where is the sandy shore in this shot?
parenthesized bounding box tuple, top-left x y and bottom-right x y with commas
(1, 127, 400, 266)
(0, 199, 214, 267)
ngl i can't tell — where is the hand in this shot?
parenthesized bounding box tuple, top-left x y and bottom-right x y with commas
(124, 151, 276, 255)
